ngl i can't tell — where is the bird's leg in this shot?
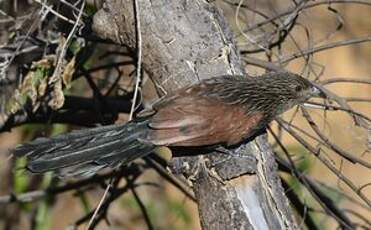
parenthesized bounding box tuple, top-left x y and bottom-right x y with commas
(214, 146, 250, 158)
(210, 146, 251, 167)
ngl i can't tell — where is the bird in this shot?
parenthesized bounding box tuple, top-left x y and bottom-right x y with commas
(13, 72, 324, 177)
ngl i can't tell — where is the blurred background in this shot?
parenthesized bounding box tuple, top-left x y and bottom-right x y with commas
(0, 0, 370, 229)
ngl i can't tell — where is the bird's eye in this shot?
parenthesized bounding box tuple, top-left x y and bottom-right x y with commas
(295, 85, 302, 92)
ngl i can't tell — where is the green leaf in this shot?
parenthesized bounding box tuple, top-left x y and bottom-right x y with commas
(14, 158, 29, 193)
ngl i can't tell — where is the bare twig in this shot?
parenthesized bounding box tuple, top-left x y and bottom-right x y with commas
(320, 77, 371, 85)
(49, 0, 85, 85)
(86, 0, 143, 227)
(145, 156, 196, 202)
(276, 119, 371, 207)
(311, 84, 369, 128)
(0, 165, 141, 204)
(279, 36, 371, 63)
(34, 0, 77, 24)
(131, 187, 154, 230)
(243, 56, 283, 72)
(345, 97, 371, 103)
(86, 180, 112, 229)
(270, 128, 355, 229)
(301, 107, 371, 168)
(245, 0, 371, 33)
(280, 179, 319, 230)
(129, 0, 143, 121)
(304, 101, 371, 123)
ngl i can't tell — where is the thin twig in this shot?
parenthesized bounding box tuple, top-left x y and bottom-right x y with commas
(270, 128, 355, 229)
(280, 178, 319, 230)
(277, 119, 371, 207)
(86, 0, 143, 227)
(234, 0, 270, 54)
(86, 180, 112, 229)
(0, 166, 141, 204)
(131, 187, 154, 230)
(245, 0, 371, 33)
(49, 0, 85, 84)
(280, 36, 371, 63)
(304, 101, 371, 123)
(301, 107, 371, 168)
(34, 0, 77, 24)
(145, 156, 196, 202)
(320, 77, 371, 85)
(311, 84, 369, 128)
(243, 56, 283, 72)
(129, 0, 143, 120)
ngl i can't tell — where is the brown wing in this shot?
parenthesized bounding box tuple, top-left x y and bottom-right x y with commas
(144, 87, 263, 147)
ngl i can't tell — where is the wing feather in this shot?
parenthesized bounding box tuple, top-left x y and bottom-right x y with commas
(143, 83, 264, 147)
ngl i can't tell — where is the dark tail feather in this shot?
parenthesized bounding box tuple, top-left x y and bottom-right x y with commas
(14, 121, 155, 177)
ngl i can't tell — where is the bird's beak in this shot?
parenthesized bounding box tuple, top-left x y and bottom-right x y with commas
(311, 83, 327, 98)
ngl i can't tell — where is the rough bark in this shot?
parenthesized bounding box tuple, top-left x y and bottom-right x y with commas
(92, 1, 298, 229)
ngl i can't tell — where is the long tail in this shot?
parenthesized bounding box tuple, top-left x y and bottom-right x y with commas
(14, 121, 155, 177)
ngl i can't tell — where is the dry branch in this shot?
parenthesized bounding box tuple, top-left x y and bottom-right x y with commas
(92, 0, 297, 229)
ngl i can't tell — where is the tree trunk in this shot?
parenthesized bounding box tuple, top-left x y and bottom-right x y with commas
(92, 1, 298, 229)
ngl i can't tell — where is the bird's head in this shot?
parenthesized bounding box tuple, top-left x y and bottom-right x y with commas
(256, 72, 325, 116)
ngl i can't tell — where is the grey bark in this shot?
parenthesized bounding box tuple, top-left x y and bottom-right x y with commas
(92, 1, 298, 229)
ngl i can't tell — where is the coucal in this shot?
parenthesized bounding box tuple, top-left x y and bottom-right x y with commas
(14, 72, 323, 177)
